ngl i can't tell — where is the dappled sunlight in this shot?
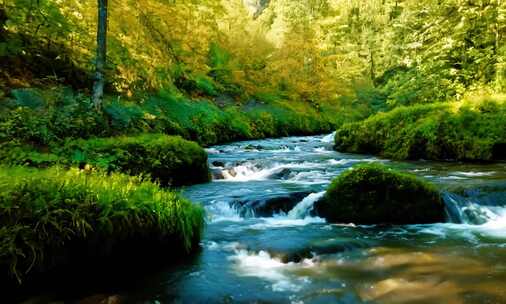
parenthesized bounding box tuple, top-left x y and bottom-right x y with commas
(288, 245, 506, 303)
(361, 277, 463, 304)
(356, 247, 505, 303)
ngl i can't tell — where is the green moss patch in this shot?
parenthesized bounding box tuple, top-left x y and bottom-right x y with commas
(314, 164, 445, 225)
(60, 134, 210, 186)
(0, 167, 204, 285)
(334, 97, 506, 161)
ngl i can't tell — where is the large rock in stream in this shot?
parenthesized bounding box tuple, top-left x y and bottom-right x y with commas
(314, 164, 445, 224)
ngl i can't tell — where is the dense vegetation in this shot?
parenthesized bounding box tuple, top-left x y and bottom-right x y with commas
(2, 1, 504, 147)
(0, 0, 505, 291)
(335, 94, 506, 161)
(0, 167, 204, 285)
(314, 164, 445, 224)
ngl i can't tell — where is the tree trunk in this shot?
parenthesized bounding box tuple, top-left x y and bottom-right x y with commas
(0, 5, 7, 38)
(92, 0, 108, 110)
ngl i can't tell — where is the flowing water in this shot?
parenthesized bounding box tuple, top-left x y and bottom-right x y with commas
(29, 134, 506, 304)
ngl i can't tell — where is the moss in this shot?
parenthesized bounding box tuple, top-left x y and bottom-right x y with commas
(0, 166, 205, 285)
(59, 134, 210, 186)
(334, 96, 506, 161)
(314, 164, 445, 225)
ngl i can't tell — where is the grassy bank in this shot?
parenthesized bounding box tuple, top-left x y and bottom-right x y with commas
(0, 87, 347, 148)
(0, 167, 204, 286)
(334, 94, 506, 161)
(0, 86, 357, 176)
(0, 86, 357, 178)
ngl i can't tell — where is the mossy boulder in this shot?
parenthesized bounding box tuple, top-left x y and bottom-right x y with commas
(60, 134, 210, 186)
(314, 164, 445, 224)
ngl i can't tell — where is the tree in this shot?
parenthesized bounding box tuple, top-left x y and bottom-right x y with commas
(92, 0, 108, 110)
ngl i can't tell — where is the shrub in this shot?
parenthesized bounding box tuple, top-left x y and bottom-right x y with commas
(60, 134, 210, 186)
(314, 164, 445, 224)
(0, 167, 205, 285)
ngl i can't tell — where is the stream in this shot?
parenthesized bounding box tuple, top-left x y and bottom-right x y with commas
(121, 133, 506, 304)
(32, 134, 506, 303)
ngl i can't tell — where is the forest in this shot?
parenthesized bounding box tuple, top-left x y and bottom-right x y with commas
(1, 0, 506, 303)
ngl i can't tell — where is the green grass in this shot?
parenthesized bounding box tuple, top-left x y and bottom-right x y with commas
(334, 95, 506, 161)
(0, 166, 205, 285)
(314, 163, 445, 224)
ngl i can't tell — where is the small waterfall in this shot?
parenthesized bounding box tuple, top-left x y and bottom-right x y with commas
(442, 190, 506, 225)
(321, 131, 336, 143)
(288, 191, 326, 219)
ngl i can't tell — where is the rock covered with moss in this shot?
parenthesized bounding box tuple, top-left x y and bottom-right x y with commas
(60, 134, 210, 186)
(314, 164, 445, 224)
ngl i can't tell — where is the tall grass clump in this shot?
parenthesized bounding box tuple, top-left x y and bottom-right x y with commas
(0, 167, 205, 285)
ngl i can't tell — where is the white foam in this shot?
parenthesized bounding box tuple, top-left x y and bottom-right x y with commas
(327, 158, 381, 166)
(453, 171, 496, 177)
(321, 132, 336, 143)
(474, 207, 506, 238)
(417, 205, 506, 239)
(440, 176, 467, 180)
(328, 159, 353, 166)
(249, 217, 325, 230)
(228, 249, 314, 292)
(207, 200, 243, 222)
(313, 147, 332, 153)
(206, 148, 220, 154)
(221, 162, 322, 182)
(412, 168, 430, 172)
(287, 171, 329, 184)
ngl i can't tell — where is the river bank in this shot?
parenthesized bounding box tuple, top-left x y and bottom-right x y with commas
(334, 94, 506, 162)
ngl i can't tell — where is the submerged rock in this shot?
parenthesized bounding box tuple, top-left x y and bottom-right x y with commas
(232, 191, 312, 217)
(210, 168, 225, 180)
(314, 164, 445, 224)
(244, 144, 264, 151)
(269, 168, 293, 180)
(211, 160, 225, 167)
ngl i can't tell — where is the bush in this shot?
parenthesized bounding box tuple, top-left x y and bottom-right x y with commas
(314, 164, 445, 224)
(0, 167, 205, 285)
(334, 96, 506, 161)
(60, 134, 210, 186)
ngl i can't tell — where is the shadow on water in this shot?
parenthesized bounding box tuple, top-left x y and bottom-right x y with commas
(11, 245, 203, 304)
